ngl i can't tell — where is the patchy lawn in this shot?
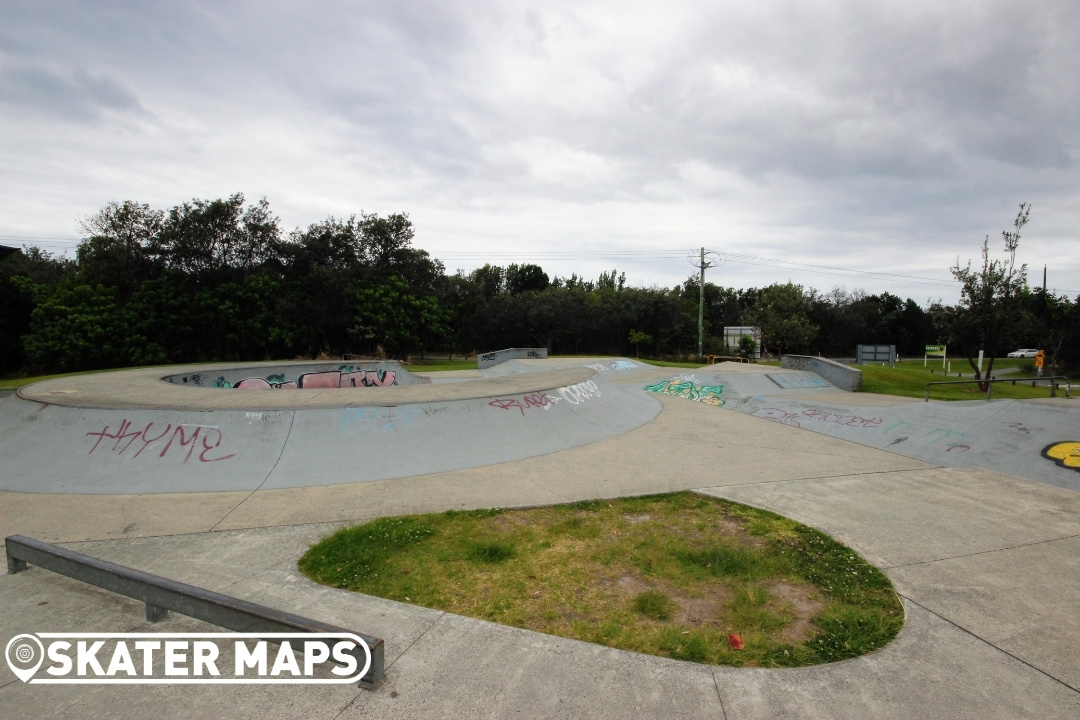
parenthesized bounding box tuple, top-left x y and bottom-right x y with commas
(299, 492, 903, 667)
(859, 362, 1065, 401)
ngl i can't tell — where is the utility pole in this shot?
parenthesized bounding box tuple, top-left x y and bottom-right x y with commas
(688, 247, 722, 358)
(699, 247, 705, 357)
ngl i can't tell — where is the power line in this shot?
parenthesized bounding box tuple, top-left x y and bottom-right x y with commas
(436, 248, 962, 288)
(0, 235, 81, 242)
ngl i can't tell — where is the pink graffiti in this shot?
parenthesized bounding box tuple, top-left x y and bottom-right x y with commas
(339, 369, 396, 388)
(85, 419, 235, 463)
(488, 392, 561, 416)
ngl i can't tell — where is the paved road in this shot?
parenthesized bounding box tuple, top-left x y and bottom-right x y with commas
(1, 360, 1077, 718)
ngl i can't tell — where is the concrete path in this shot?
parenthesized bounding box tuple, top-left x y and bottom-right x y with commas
(2, 360, 1079, 718)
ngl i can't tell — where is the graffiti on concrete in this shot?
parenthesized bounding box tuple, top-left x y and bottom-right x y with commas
(217, 365, 397, 390)
(610, 360, 638, 371)
(1003, 422, 1031, 435)
(339, 406, 420, 433)
(799, 409, 882, 429)
(234, 376, 297, 389)
(585, 363, 608, 373)
(915, 427, 970, 452)
(751, 407, 803, 427)
(489, 392, 561, 416)
(754, 414, 970, 452)
(558, 380, 602, 405)
(754, 407, 882, 429)
(1042, 441, 1080, 472)
(85, 419, 235, 463)
(644, 378, 725, 406)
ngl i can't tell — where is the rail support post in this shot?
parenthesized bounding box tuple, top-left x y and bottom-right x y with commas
(146, 603, 169, 622)
(8, 554, 27, 574)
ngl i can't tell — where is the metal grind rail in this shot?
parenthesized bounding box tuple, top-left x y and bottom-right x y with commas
(4, 534, 384, 689)
(924, 375, 1072, 402)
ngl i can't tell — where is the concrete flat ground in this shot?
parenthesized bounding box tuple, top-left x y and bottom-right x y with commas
(1, 361, 1078, 718)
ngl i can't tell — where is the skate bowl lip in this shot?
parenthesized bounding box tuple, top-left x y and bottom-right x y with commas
(16, 361, 599, 412)
(159, 359, 427, 390)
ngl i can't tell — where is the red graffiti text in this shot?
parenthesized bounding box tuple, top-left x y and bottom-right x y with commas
(85, 419, 236, 463)
(488, 393, 561, 416)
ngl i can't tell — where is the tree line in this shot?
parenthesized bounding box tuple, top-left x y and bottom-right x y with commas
(1, 195, 1076, 375)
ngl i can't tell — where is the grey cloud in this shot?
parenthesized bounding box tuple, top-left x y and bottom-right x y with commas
(0, 62, 150, 124)
(0, 1, 1077, 297)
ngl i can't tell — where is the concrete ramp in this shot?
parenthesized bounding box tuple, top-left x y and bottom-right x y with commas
(636, 368, 1080, 491)
(0, 395, 292, 493)
(726, 394, 1080, 491)
(639, 369, 838, 404)
(0, 369, 660, 494)
(480, 357, 645, 378)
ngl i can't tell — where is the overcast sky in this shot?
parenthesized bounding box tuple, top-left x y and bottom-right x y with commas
(1, 1, 1077, 303)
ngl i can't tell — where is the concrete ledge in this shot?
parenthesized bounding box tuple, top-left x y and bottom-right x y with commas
(782, 355, 862, 392)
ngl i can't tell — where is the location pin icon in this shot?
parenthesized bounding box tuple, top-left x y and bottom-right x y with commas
(6, 634, 45, 682)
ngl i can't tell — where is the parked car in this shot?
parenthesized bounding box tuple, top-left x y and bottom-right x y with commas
(1007, 349, 1040, 358)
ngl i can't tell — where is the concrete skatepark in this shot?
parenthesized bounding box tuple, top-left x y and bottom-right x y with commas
(1, 357, 1078, 718)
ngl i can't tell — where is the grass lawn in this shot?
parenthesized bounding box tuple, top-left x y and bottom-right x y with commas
(860, 359, 1067, 401)
(400, 358, 477, 372)
(299, 493, 903, 668)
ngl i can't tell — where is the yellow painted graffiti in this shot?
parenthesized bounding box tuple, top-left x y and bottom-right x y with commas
(1042, 441, 1080, 471)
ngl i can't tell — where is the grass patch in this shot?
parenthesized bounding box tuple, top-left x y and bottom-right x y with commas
(678, 543, 776, 581)
(859, 360, 1063, 401)
(633, 590, 675, 620)
(403, 358, 478, 372)
(467, 540, 517, 563)
(300, 492, 904, 668)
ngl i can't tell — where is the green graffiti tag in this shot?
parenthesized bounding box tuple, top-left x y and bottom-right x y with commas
(644, 378, 725, 406)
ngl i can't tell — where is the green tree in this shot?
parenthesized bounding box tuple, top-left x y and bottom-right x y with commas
(745, 283, 817, 357)
(505, 263, 550, 295)
(738, 334, 757, 358)
(350, 276, 449, 357)
(937, 203, 1031, 389)
(77, 200, 164, 298)
(628, 329, 652, 358)
(1026, 288, 1076, 374)
(0, 247, 76, 374)
(22, 282, 126, 371)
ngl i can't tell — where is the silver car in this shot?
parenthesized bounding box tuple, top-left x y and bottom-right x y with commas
(1007, 348, 1039, 358)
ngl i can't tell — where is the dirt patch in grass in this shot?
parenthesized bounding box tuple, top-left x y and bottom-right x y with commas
(299, 493, 903, 668)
